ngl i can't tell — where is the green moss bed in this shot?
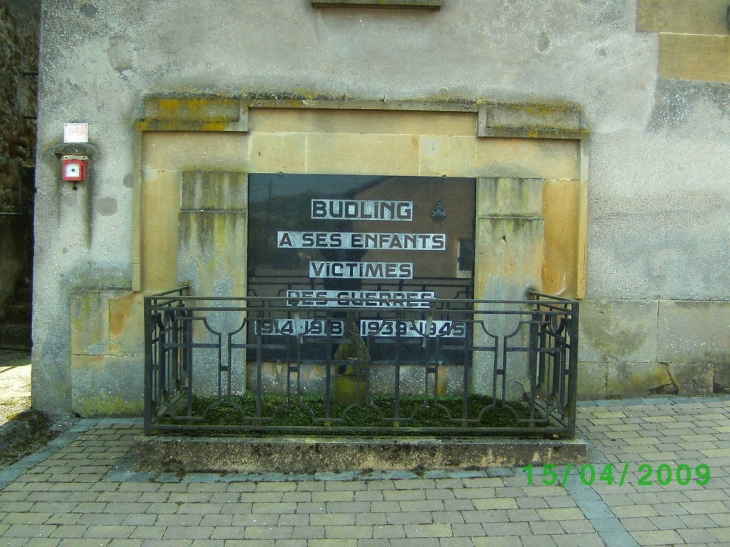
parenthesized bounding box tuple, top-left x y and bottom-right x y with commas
(158, 394, 543, 435)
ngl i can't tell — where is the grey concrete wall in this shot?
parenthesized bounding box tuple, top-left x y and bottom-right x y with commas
(33, 0, 730, 413)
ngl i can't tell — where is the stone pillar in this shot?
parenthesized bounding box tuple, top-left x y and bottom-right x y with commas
(473, 177, 544, 399)
(178, 171, 248, 396)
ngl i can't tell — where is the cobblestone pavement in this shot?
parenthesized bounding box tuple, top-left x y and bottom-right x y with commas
(0, 396, 729, 547)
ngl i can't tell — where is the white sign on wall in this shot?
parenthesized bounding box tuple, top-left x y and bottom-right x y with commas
(63, 122, 89, 143)
(277, 231, 446, 250)
(311, 199, 413, 221)
(309, 261, 413, 279)
(286, 290, 435, 308)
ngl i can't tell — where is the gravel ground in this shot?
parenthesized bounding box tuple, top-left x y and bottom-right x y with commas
(0, 349, 31, 426)
(0, 349, 76, 469)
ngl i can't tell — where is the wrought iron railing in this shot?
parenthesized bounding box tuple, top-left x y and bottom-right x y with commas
(144, 288, 579, 437)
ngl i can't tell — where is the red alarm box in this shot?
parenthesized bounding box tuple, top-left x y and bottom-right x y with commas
(62, 158, 87, 182)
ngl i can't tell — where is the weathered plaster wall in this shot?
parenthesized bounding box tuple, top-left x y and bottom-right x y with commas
(34, 0, 730, 414)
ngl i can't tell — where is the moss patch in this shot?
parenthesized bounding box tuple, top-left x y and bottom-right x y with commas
(159, 393, 538, 435)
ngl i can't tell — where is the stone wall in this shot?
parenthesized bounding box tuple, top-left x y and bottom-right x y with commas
(0, 0, 38, 347)
(580, 300, 730, 399)
(0, 1, 36, 214)
(638, 0, 730, 82)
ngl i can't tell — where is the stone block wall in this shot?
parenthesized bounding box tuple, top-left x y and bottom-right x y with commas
(579, 300, 730, 398)
(638, 0, 730, 82)
(0, 1, 38, 348)
(0, 1, 37, 215)
(70, 290, 144, 416)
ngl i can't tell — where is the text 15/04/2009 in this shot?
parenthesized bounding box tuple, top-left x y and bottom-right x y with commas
(523, 463, 711, 487)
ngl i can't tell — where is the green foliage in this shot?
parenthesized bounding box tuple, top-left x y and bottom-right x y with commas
(182, 392, 536, 433)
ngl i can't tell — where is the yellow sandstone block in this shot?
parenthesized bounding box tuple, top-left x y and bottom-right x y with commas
(418, 135, 476, 177)
(109, 293, 144, 357)
(542, 179, 581, 297)
(307, 133, 419, 174)
(143, 132, 248, 171)
(70, 291, 109, 355)
(659, 34, 730, 83)
(249, 108, 474, 136)
(249, 132, 307, 173)
(475, 138, 580, 180)
(140, 170, 181, 291)
(638, 0, 729, 35)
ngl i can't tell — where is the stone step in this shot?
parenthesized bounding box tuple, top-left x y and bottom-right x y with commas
(15, 286, 32, 302)
(0, 322, 31, 350)
(135, 436, 588, 474)
(3, 301, 31, 322)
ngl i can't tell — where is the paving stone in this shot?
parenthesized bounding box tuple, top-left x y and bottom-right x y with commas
(404, 524, 452, 538)
(310, 513, 356, 526)
(83, 525, 136, 539)
(399, 500, 444, 512)
(611, 504, 659, 518)
(49, 525, 88, 538)
(471, 537, 521, 547)
(308, 540, 357, 547)
(558, 520, 598, 535)
(311, 491, 354, 502)
(424, 489, 455, 500)
(528, 521, 564, 535)
(290, 525, 324, 539)
(536, 508, 585, 521)
(4, 524, 56, 538)
(356, 540, 391, 547)
(438, 538, 479, 547)
(631, 529, 684, 545)
(443, 499, 474, 511)
(129, 526, 166, 539)
(384, 489, 427, 501)
(451, 523, 484, 537)
(472, 498, 518, 510)
(430, 511, 464, 525)
(386, 512, 433, 525)
(515, 497, 549, 509)
(58, 540, 113, 547)
(678, 527, 725, 543)
(3, 402, 730, 547)
(520, 535, 558, 547)
(552, 533, 608, 547)
(388, 540, 440, 547)
(356, 513, 387, 526)
(278, 514, 310, 526)
(325, 501, 371, 513)
(461, 510, 509, 524)
(324, 525, 373, 539)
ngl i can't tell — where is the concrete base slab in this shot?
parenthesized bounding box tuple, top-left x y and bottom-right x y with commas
(134, 435, 588, 474)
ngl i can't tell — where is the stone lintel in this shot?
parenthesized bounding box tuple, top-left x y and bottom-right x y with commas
(140, 96, 591, 142)
(311, 0, 441, 9)
(142, 97, 249, 132)
(52, 142, 99, 159)
(245, 98, 477, 112)
(478, 104, 586, 140)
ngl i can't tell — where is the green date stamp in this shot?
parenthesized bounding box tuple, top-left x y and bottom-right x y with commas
(523, 462, 711, 487)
